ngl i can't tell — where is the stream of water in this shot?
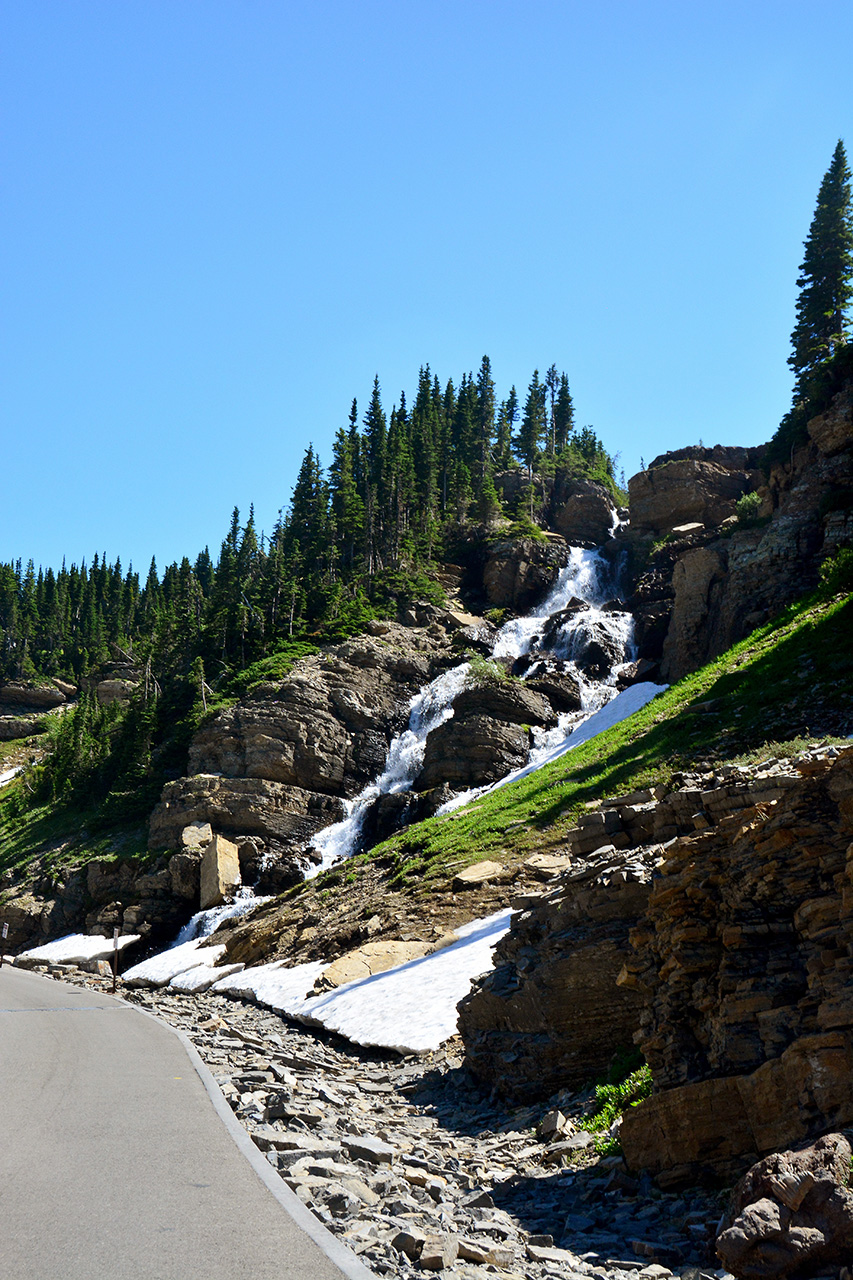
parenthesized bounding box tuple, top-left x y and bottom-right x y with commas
(305, 545, 642, 879)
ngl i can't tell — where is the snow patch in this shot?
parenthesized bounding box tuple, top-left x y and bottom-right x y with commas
(122, 937, 227, 987)
(16, 932, 141, 966)
(212, 910, 514, 1055)
(169, 962, 245, 993)
(212, 959, 325, 1004)
(0, 766, 21, 788)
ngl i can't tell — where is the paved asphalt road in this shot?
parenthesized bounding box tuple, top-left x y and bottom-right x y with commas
(0, 966, 374, 1280)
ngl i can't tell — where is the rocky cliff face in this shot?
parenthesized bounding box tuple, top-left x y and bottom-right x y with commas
(623, 380, 853, 681)
(620, 745, 853, 1184)
(458, 842, 655, 1102)
(148, 618, 462, 881)
(457, 744, 853, 1187)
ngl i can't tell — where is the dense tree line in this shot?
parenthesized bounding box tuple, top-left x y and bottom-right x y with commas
(1, 358, 617, 688)
(0, 359, 618, 819)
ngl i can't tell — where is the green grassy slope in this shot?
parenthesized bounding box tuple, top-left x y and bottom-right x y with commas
(349, 589, 853, 890)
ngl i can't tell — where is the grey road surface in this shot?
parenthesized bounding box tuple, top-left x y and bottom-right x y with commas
(0, 966, 374, 1280)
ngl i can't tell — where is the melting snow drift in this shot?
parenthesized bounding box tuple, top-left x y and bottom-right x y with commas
(17, 933, 141, 966)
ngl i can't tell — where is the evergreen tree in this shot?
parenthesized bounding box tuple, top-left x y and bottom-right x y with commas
(514, 370, 546, 478)
(789, 140, 853, 396)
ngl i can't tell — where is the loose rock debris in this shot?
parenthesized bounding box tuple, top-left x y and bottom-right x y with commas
(44, 967, 732, 1280)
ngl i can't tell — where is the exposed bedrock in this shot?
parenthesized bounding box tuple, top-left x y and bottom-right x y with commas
(187, 633, 448, 797)
(628, 450, 761, 535)
(457, 845, 656, 1102)
(148, 774, 344, 864)
(548, 475, 617, 546)
(624, 381, 853, 680)
(620, 747, 853, 1184)
(414, 681, 556, 792)
(482, 535, 570, 612)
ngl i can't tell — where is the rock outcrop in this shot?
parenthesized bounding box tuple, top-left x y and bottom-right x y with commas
(620, 746, 853, 1183)
(548, 476, 616, 546)
(716, 1133, 853, 1278)
(628, 449, 761, 535)
(623, 388, 853, 680)
(482, 536, 569, 612)
(0, 680, 67, 709)
(415, 680, 555, 792)
(458, 844, 656, 1101)
(0, 851, 201, 953)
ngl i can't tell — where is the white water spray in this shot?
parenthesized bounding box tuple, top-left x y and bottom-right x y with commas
(305, 543, 644, 876)
(173, 887, 272, 946)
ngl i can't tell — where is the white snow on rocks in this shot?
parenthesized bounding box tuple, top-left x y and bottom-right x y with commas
(122, 937, 227, 988)
(16, 932, 141, 966)
(169, 962, 245, 993)
(0, 766, 21, 788)
(211, 909, 514, 1054)
(213, 958, 325, 1005)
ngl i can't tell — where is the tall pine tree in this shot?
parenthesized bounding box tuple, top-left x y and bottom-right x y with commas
(789, 140, 853, 397)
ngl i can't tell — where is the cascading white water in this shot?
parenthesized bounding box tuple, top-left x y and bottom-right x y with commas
(172, 887, 271, 945)
(304, 543, 640, 877)
(306, 663, 471, 878)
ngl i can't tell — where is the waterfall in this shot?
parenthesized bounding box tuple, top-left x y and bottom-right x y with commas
(172, 887, 272, 946)
(306, 663, 471, 878)
(305, 543, 642, 878)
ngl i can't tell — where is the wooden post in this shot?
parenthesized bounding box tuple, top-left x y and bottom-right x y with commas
(0, 920, 8, 967)
(112, 927, 119, 993)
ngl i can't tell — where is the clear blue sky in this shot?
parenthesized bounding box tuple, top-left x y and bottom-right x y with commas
(2, 1, 851, 574)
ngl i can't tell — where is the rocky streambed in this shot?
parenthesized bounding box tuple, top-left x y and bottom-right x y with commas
(46, 966, 730, 1280)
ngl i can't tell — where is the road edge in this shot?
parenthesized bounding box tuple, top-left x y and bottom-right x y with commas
(133, 1001, 378, 1280)
(21, 971, 377, 1280)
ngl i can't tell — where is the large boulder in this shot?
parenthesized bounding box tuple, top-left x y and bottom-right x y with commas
(716, 1133, 853, 1278)
(199, 834, 241, 909)
(549, 476, 616, 546)
(482, 536, 569, 612)
(449, 681, 556, 728)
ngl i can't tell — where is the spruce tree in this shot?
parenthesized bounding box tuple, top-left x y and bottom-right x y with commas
(788, 140, 853, 397)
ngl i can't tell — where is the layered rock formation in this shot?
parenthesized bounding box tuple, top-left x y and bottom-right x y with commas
(624, 380, 853, 680)
(1, 849, 202, 953)
(458, 843, 656, 1102)
(620, 746, 853, 1183)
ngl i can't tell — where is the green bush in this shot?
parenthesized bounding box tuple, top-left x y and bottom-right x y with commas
(576, 1062, 653, 1155)
(735, 491, 763, 525)
(820, 548, 853, 596)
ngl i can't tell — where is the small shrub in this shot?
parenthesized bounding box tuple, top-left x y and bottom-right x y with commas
(819, 548, 853, 597)
(735, 491, 763, 525)
(467, 655, 511, 686)
(576, 1062, 653, 1155)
